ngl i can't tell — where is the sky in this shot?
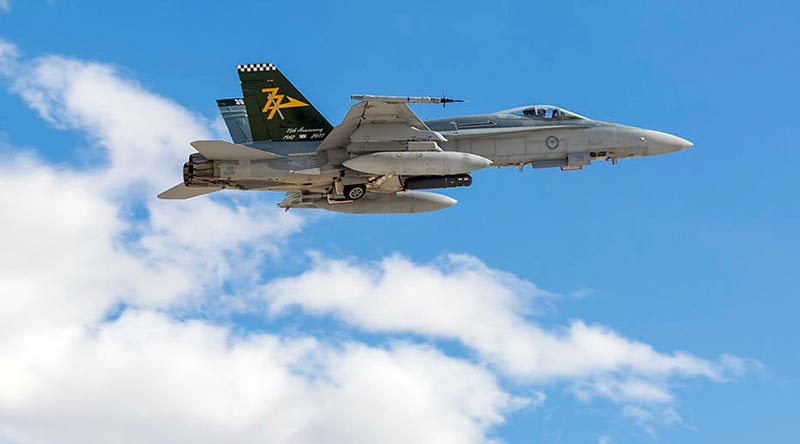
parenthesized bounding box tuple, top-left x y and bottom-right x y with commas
(0, 1, 797, 443)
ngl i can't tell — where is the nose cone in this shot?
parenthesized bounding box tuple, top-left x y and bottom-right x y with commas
(643, 130, 693, 155)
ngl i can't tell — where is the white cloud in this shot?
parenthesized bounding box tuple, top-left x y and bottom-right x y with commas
(0, 310, 518, 444)
(264, 254, 747, 400)
(0, 1, 9, 14)
(572, 377, 673, 404)
(622, 405, 684, 438)
(0, 39, 16, 65)
(5, 53, 208, 194)
(0, 157, 514, 442)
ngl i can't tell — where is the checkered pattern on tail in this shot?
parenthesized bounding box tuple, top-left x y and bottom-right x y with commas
(237, 63, 276, 73)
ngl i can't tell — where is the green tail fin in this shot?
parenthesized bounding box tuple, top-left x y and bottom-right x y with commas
(237, 63, 332, 142)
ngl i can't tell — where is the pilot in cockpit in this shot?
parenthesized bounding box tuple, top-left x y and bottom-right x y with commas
(505, 105, 585, 122)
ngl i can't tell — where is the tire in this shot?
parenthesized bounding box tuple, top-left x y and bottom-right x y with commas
(343, 184, 366, 200)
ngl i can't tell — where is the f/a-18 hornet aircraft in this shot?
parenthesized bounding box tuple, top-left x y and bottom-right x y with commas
(158, 63, 693, 214)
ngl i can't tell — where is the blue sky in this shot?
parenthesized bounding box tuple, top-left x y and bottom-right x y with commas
(0, 1, 797, 443)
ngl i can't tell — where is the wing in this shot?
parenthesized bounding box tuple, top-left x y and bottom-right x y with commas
(157, 183, 221, 200)
(190, 140, 282, 160)
(317, 95, 455, 152)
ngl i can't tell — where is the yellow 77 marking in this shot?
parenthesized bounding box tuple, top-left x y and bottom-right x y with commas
(261, 87, 309, 120)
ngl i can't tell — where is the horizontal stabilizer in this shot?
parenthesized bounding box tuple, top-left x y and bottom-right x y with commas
(157, 183, 221, 200)
(190, 140, 282, 160)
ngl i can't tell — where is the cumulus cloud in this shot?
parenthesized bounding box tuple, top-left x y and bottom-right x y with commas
(0, 152, 514, 442)
(0, 38, 753, 441)
(0, 41, 17, 79)
(622, 405, 684, 438)
(3, 48, 209, 194)
(264, 255, 743, 388)
(0, 310, 518, 444)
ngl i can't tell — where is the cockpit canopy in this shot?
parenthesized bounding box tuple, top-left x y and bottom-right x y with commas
(496, 105, 586, 121)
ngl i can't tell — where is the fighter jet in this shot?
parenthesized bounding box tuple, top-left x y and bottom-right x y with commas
(158, 63, 693, 213)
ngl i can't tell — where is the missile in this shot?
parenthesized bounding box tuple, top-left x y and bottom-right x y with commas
(343, 151, 492, 176)
(350, 95, 465, 105)
(313, 191, 457, 214)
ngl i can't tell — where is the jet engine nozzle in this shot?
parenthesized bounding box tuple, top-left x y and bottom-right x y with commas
(183, 153, 219, 187)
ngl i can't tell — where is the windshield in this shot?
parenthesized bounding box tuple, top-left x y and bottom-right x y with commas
(496, 105, 586, 121)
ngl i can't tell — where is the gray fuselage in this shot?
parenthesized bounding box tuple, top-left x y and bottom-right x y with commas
(426, 112, 690, 167)
(210, 106, 692, 195)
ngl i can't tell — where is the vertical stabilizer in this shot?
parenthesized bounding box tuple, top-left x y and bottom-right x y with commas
(216, 98, 252, 144)
(237, 63, 332, 142)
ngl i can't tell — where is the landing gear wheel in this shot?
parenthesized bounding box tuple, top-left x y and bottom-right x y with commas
(343, 184, 366, 200)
